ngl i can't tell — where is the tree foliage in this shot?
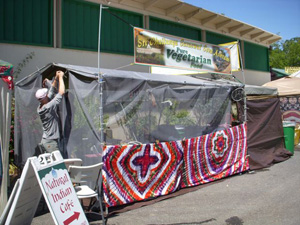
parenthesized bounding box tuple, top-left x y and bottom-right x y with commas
(269, 37, 300, 68)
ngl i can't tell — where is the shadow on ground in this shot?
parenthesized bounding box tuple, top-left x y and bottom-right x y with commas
(225, 216, 244, 225)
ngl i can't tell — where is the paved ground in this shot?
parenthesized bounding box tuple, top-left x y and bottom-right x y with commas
(32, 149, 300, 225)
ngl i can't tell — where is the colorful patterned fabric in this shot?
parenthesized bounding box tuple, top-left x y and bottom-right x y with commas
(102, 141, 183, 207)
(280, 96, 300, 123)
(0, 60, 14, 90)
(181, 123, 249, 188)
(0, 60, 13, 76)
(102, 124, 249, 207)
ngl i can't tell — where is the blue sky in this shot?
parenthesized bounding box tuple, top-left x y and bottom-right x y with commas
(185, 0, 300, 41)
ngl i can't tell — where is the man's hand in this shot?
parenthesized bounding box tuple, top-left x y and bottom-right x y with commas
(56, 70, 64, 79)
(42, 78, 50, 88)
(56, 70, 65, 95)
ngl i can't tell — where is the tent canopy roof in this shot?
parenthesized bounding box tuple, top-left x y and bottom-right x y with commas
(199, 77, 278, 96)
(17, 63, 241, 88)
(263, 76, 300, 96)
(18, 63, 280, 97)
(243, 84, 277, 96)
(290, 70, 300, 78)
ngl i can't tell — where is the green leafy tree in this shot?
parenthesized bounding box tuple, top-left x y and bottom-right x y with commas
(270, 37, 300, 68)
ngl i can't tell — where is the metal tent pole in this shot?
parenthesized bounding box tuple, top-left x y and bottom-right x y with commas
(98, 3, 107, 223)
(237, 40, 247, 123)
(98, 4, 104, 147)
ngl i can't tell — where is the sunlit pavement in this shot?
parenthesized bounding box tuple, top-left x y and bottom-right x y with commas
(32, 148, 300, 225)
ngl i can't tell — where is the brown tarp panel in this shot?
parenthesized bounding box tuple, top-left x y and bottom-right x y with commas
(245, 98, 292, 170)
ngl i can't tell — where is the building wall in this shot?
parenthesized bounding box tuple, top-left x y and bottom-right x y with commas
(233, 70, 271, 86)
(0, 0, 272, 85)
(0, 43, 149, 81)
(0, 43, 271, 85)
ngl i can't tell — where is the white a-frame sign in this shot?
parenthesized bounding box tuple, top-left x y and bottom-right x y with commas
(0, 151, 88, 225)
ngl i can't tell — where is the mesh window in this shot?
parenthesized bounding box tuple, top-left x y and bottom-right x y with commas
(15, 65, 237, 167)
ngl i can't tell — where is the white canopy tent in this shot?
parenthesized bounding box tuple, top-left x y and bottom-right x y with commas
(290, 70, 300, 78)
(263, 76, 300, 96)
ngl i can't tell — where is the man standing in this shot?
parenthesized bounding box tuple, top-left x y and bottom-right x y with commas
(35, 70, 65, 153)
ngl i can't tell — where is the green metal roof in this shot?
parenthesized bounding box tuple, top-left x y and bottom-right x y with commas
(271, 68, 289, 78)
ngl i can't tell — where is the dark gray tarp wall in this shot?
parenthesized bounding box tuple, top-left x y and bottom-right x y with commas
(14, 63, 237, 167)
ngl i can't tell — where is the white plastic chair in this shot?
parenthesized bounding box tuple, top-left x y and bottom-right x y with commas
(68, 162, 106, 225)
(63, 158, 83, 171)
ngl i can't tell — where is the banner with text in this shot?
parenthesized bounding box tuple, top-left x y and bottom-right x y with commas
(134, 27, 232, 75)
(219, 41, 241, 72)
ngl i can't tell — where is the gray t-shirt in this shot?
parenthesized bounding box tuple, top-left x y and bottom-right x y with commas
(37, 86, 63, 140)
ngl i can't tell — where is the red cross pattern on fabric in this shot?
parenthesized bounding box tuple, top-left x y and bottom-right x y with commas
(102, 141, 184, 206)
(132, 144, 159, 179)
